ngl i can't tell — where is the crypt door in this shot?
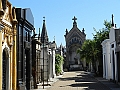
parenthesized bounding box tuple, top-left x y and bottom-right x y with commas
(117, 52, 120, 82)
(2, 48, 9, 90)
(25, 49, 30, 90)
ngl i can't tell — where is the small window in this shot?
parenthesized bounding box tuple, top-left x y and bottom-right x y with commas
(111, 44, 114, 48)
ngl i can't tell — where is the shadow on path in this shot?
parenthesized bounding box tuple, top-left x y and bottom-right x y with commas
(58, 71, 111, 90)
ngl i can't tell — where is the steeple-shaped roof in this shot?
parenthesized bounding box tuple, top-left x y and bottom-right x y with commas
(41, 17, 48, 43)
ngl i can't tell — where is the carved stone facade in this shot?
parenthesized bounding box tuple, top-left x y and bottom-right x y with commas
(0, 0, 17, 90)
(64, 16, 86, 70)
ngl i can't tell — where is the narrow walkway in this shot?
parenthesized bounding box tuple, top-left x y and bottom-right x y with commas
(47, 71, 111, 90)
(32, 71, 120, 90)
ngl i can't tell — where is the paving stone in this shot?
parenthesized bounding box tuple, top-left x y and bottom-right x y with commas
(47, 71, 111, 90)
(35, 71, 120, 90)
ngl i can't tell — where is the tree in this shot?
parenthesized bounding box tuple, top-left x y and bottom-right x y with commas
(55, 54, 64, 75)
(77, 39, 99, 72)
(77, 20, 111, 75)
(77, 39, 98, 63)
(93, 20, 111, 65)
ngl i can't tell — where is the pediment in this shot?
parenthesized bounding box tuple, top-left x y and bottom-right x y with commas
(66, 27, 83, 40)
(65, 26, 86, 48)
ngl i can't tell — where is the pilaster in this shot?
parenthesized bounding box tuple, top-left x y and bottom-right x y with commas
(12, 8, 17, 89)
(12, 26, 17, 90)
(0, 23, 4, 90)
(10, 46, 13, 90)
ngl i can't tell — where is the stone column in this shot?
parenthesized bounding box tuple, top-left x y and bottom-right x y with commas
(52, 48, 56, 77)
(10, 46, 13, 90)
(0, 23, 4, 90)
(48, 49, 52, 80)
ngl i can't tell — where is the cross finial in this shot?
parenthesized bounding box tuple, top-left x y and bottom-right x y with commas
(111, 14, 114, 27)
(82, 28, 85, 33)
(72, 16, 77, 22)
(72, 16, 77, 27)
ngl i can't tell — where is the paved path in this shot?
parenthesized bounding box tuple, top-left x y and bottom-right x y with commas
(47, 71, 111, 90)
(95, 77, 120, 90)
(32, 71, 120, 90)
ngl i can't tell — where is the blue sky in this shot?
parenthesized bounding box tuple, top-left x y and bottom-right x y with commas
(9, 0, 120, 46)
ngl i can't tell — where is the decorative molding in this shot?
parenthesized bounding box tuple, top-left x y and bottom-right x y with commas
(0, 23, 4, 32)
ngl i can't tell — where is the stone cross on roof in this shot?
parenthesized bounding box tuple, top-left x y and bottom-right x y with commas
(72, 16, 77, 22)
(72, 16, 77, 27)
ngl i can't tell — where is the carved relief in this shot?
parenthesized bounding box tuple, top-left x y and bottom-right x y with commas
(5, 11, 10, 22)
(1, 1, 13, 26)
(3, 9, 11, 24)
(1, 1, 16, 47)
(2, 27, 13, 46)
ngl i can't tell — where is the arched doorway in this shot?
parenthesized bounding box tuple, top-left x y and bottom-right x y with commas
(2, 47, 9, 90)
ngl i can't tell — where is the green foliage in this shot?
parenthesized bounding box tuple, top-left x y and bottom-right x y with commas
(77, 39, 99, 63)
(92, 20, 111, 63)
(55, 54, 64, 74)
(77, 20, 112, 72)
(55, 64, 61, 73)
(104, 20, 111, 30)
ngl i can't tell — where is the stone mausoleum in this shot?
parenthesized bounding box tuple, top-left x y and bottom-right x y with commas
(0, 0, 17, 90)
(64, 16, 86, 71)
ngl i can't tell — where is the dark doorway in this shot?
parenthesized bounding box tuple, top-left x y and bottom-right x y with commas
(104, 55, 106, 77)
(25, 49, 30, 90)
(117, 52, 120, 82)
(112, 50, 115, 80)
(2, 48, 9, 90)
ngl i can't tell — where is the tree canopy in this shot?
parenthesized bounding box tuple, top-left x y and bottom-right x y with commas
(77, 20, 111, 73)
